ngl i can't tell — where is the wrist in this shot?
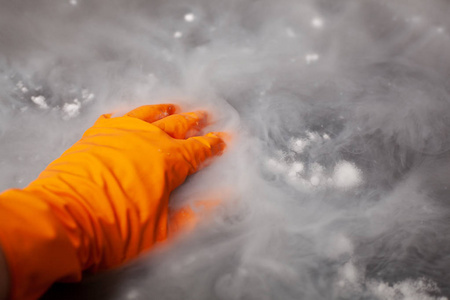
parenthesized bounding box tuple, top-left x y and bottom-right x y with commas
(0, 188, 82, 300)
(0, 242, 10, 300)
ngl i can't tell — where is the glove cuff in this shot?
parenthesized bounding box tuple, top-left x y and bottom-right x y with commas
(0, 188, 82, 300)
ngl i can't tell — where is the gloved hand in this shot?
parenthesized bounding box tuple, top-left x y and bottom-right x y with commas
(0, 104, 226, 300)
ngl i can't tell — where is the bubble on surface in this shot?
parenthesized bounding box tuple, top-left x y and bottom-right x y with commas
(332, 161, 363, 189)
(184, 13, 195, 22)
(311, 17, 324, 28)
(305, 53, 320, 64)
(174, 31, 183, 38)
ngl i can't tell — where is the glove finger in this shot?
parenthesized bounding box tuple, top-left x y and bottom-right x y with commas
(182, 132, 227, 174)
(152, 111, 208, 139)
(169, 199, 222, 236)
(125, 104, 178, 123)
(168, 206, 197, 235)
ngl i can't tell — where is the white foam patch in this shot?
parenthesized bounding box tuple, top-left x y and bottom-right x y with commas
(306, 131, 320, 142)
(289, 138, 309, 153)
(311, 17, 324, 28)
(367, 278, 447, 300)
(81, 89, 95, 103)
(305, 53, 319, 64)
(335, 263, 446, 300)
(174, 31, 183, 38)
(283, 133, 342, 190)
(288, 162, 304, 176)
(184, 13, 195, 22)
(62, 99, 81, 120)
(332, 161, 363, 189)
(31, 95, 48, 109)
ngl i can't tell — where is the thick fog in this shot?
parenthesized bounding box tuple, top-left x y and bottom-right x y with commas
(2, 0, 450, 299)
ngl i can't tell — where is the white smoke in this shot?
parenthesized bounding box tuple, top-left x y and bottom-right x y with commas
(2, 0, 450, 299)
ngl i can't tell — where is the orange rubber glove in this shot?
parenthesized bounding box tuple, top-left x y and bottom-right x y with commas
(0, 104, 226, 300)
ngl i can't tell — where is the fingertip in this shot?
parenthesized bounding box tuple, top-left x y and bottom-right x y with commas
(152, 110, 210, 139)
(125, 104, 179, 123)
(194, 133, 227, 156)
(206, 132, 230, 154)
(169, 198, 222, 236)
(213, 138, 227, 155)
(207, 132, 232, 143)
(169, 104, 181, 114)
(184, 110, 209, 126)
